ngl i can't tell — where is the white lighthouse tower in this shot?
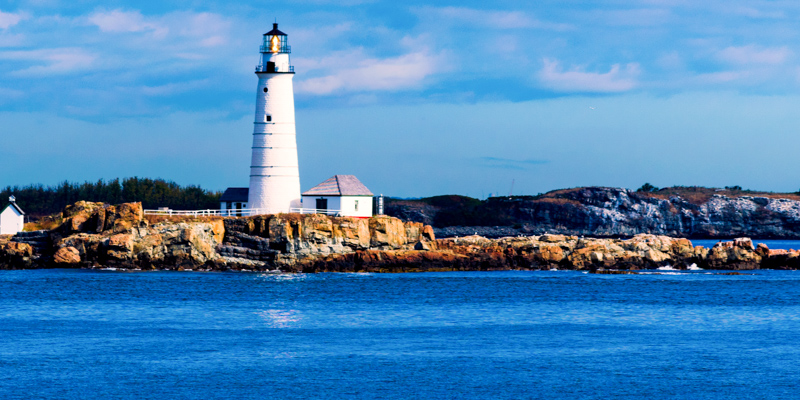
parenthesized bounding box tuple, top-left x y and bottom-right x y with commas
(248, 23, 301, 214)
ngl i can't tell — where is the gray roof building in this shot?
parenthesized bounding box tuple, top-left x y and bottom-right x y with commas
(220, 187, 249, 203)
(302, 175, 373, 196)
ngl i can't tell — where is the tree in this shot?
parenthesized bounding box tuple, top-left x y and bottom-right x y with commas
(637, 183, 658, 193)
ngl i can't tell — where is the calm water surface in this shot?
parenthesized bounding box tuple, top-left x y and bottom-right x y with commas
(2, 269, 800, 399)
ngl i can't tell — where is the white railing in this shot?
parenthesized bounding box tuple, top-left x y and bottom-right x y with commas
(143, 208, 271, 217)
(143, 208, 342, 217)
(289, 208, 342, 216)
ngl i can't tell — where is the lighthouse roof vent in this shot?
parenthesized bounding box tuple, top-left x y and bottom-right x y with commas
(264, 23, 286, 36)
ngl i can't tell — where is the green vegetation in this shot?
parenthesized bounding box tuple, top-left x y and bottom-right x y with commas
(1, 178, 222, 218)
(636, 183, 659, 193)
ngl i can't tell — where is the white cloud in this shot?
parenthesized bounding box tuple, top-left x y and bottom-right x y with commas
(296, 50, 444, 95)
(170, 12, 230, 46)
(538, 59, 640, 92)
(0, 32, 25, 46)
(418, 6, 572, 30)
(594, 8, 672, 26)
(139, 79, 210, 96)
(717, 45, 789, 65)
(693, 70, 751, 84)
(729, 7, 785, 19)
(0, 10, 26, 29)
(0, 48, 97, 76)
(87, 10, 231, 48)
(88, 9, 166, 37)
(0, 87, 24, 103)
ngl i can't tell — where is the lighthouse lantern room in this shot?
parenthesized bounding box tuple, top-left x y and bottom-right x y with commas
(248, 22, 301, 214)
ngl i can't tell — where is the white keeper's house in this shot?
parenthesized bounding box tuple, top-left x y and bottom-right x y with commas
(0, 196, 25, 235)
(302, 175, 373, 218)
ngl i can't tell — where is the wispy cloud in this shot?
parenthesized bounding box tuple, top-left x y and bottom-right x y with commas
(418, 6, 572, 30)
(0, 48, 97, 76)
(538, 59, 640, 93)
(139, 79, 211, 96)
(87, 9, 230, 46)
(88, 9, 166, 36)
(729, 6, 785, 19)
(693, 70, 751, 84)
(296, 50, 445, 95)
(593, 8, 672, 26)
(480, 157, 548, 170)
(0, 10, 26, 30)
(717, 45, 790, 65)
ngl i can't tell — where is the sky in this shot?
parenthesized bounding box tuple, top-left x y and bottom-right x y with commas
(2, 0, 800, 198)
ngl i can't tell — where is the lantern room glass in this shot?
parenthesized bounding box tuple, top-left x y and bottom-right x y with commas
(260, 33, 290, 54)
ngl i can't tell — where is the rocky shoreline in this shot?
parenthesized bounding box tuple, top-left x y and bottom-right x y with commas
(2, 201, 800, 273)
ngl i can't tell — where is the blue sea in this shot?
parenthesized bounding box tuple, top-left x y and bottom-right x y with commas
(2, 269, 800, 399)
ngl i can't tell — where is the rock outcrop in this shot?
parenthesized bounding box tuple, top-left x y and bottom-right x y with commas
(3, 200, 800, 273)
(218, 213, 436, 271)
(390, 187, 800, 239)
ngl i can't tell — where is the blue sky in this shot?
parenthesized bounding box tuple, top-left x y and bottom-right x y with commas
(2, 0, 800, 198)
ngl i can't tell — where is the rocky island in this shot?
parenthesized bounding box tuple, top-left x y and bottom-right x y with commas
(2, 200, 800, 272)
(388, 186, 800, 239)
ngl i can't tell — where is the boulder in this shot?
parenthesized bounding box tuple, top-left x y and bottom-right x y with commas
(369, 216, 407, 249)
(4, 242, 32, 257)
(61, 201, 108, 233)
(54, 246, 81, 264)
(705, 239, 761, 270)
(105, 202, 144, 233)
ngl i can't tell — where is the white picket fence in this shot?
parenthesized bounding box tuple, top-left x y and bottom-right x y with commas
(143, 207, 342, 217)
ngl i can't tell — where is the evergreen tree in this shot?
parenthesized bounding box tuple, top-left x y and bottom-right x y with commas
(0, 178, 222, 218)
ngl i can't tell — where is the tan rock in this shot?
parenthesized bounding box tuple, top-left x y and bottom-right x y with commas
(536, 243, 565, 263)
(106, 202, 143, 233)
(422, 225, 436, 242)
(337, 218, 370, 250)
(4, 242, 32, 257)
(54, 247, 81, 264)
(540, 234, 567, 243)
(61, 201, 107, 233)
(369, 216, 407, 249)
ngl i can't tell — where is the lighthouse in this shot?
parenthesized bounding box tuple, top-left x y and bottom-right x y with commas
(247, 23, 301, 214)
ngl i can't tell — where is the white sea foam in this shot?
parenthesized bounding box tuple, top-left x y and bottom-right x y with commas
(639, 271, 684, 276)
(687, 263, 703, 270)
(657, 265, 677, 271)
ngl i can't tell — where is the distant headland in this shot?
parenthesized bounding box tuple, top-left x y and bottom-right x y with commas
(386, 186, 800, 239)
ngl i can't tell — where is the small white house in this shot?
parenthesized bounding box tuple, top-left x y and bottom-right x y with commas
(0, 196, 25, 235)
(220, 187, 249, 215)
(302, 175, 373, 218)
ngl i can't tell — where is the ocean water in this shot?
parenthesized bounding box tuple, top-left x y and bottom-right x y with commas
(2, 270, 800, 399)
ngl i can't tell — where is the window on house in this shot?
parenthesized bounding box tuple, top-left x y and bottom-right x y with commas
(355, 200, 359, 211)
